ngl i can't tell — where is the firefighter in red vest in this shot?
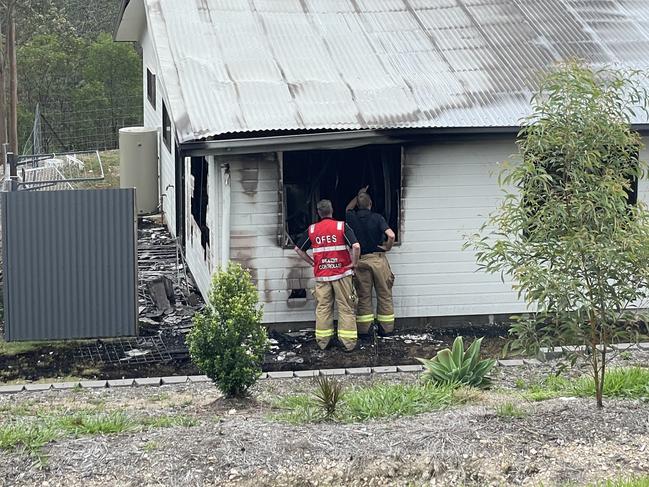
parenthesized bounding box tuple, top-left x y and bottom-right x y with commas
(294, 199, 361, 351)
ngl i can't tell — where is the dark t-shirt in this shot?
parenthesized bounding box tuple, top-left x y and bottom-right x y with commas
(346, 209, 389, 255)
(296, 218, 358, 251)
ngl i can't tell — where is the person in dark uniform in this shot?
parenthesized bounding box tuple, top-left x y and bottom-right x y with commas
(346, 187, 396, 335)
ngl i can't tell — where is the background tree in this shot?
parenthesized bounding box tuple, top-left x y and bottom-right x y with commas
(469, 63, 649, 408)
(81, 33, 142, 141)
(1, 0, 141, 154)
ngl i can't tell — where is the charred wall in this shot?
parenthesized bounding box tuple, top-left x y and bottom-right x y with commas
(213, 137, 526, 324)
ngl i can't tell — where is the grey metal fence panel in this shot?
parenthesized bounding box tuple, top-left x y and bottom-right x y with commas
(2, 188, 138, 341)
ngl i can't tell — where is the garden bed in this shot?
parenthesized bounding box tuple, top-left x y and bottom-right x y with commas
(0, 350, 648, 487)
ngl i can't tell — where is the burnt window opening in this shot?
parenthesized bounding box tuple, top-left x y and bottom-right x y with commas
(191, 156, 210, 256)
(162, 102, 172, 152)
(146, 69, 156, 108)
(283, 145, 401, 246)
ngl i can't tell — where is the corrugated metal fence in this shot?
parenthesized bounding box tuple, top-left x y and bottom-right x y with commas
(2, 189, 138, 341)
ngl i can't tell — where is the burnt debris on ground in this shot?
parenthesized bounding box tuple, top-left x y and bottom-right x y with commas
(88, 217, 207, 367)
(138, 218, 205, 337)
(263, 324, 510, 372)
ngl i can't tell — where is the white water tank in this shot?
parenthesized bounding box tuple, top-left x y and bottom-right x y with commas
(119, 127, 159, 215)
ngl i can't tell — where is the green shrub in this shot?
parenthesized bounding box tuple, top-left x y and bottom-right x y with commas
(417, 336, 496, 387)
(187, 263, 268, 397)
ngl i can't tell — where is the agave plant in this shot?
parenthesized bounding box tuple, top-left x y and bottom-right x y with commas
(417, 336, 496, 387)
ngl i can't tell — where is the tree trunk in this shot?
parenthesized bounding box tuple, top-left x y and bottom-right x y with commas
(593, 368, 603, 408)
(7, 12, 17, 154)
(590, 344, 603, 408)
(598, 349, 606, 408)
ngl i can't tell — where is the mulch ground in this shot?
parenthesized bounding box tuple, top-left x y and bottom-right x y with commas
(0, 352, 648, 487)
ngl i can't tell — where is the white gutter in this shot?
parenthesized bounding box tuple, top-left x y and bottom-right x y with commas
(220, 163, 231, 268)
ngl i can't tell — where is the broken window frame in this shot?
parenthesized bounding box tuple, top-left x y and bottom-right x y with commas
(190, 156, 210, 257)
(162, 101, 172, 152)
(278, 144, 404, 249)
(146, 68, 156, 108)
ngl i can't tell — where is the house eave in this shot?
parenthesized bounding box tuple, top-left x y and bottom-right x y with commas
(178, 127, 524, 157)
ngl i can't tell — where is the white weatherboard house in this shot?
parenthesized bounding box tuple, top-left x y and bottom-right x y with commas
(115, 0, 649, 326)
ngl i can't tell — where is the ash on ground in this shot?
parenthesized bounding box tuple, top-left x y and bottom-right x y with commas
(264, 325, 510, 372)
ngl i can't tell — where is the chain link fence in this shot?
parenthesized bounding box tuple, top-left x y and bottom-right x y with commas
(20, 95, 143, 155)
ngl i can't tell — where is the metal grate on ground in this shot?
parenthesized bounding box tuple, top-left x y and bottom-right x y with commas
(73, 336, 173, 366)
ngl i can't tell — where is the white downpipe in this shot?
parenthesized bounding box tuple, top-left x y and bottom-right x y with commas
(220, 163, 231, 268)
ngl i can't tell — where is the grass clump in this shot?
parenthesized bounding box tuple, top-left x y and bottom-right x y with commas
(592, 476, 649, 487)
(142, 440, 159, 453)
(495, 402, 527, 419)
(0, 410, 196, 456)
(148, 393, 171, 403)
(274, 395, 322, 424)
(274, 381, 470, 424)
(0, 423, 58, 453)
(524, 375, 571, 401)
(572, 367, 649, 399)
(54, 411, 137, 436)
(343, 383, 458, 422)
(523, 367, 649, 402)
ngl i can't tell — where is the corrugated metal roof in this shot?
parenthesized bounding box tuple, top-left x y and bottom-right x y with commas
(143, 0, 649, 143)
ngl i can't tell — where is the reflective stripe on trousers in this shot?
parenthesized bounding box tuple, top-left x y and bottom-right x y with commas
(354, 252, 395, 334)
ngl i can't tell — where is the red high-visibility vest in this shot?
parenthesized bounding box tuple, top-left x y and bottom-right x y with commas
(309, 219, 353, 282)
